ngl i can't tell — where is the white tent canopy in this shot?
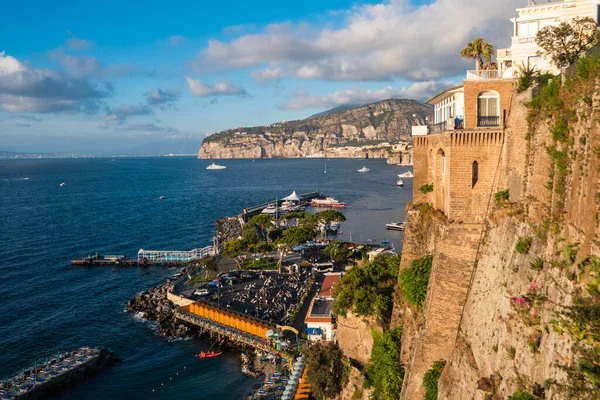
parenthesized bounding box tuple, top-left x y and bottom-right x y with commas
(282, 191, 302, 201)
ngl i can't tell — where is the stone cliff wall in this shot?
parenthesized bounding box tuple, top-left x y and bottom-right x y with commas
(336, 311, 379, 366)
(198, 99, 431, 159)
(398, 71, 600, 399)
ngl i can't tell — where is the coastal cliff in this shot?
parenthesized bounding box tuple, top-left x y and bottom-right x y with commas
(198, 99, 430, 160)
(395, 64, 600, 399)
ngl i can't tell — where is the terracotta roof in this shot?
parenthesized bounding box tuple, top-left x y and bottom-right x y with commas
(319, 273, 342, 298)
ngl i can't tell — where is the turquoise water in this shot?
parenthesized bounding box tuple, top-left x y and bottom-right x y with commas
(0, 157, 412, 399)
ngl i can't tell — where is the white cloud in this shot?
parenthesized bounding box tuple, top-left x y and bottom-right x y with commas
(281, 81, 450, 110)
(146, 88, 180, 108)
(48, 48, 139, 79)
(191, 0, 520, 82)
(186, 77, 247, 97)
(104, 105, 154, 124)
(0, 51, 109, 113)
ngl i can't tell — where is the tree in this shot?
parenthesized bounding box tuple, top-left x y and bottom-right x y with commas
(460, 37, 495, 71)
(197, 256, 217, 279)
(312, 210, 346, 241)
(249, 214, 273, 241)
(324, 241, 350, 262)
(276, 226, 316, 273)
(536, 17, 600, 68)
(303, 342, 348, 400)
(222, 238, 245, 258)
(241, 226, 261, 245)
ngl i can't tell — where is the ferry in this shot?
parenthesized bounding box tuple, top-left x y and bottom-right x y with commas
(206, 162, 226, 170)
(398, 171, 414, 178)
(386, 222, 406, 231)
(310, 197, 346, 207)
(358, 166, 370, 173)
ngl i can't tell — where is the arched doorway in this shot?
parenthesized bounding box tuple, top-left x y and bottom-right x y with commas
(477, 91, 500, 127)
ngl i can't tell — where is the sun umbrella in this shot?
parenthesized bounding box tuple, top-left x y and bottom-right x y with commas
(266, 330, 275, 337)
(266, 354, 276, 360)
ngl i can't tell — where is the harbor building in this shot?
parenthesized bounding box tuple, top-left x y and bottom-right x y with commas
(305, 273, 342, 342)
(497, 0, 600, 76)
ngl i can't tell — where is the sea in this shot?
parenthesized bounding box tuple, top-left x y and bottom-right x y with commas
(0, 157, 412, 400)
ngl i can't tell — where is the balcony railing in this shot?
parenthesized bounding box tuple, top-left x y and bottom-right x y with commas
(477, 116, 500, 127)
(517, 35, 537, 45)
(466, 70, 501, 80)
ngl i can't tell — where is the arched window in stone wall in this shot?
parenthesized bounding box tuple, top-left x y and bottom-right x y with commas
(477, 91, 500, 127)
(472, 161, 479, 188)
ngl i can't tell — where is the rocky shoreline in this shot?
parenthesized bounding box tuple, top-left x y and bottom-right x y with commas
(126, 274, 272, 380)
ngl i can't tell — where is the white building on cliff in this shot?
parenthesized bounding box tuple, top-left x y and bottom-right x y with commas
(497, 0, 600, 77)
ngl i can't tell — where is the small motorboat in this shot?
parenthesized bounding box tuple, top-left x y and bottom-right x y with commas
(60, 182, 66, 187)
(358, 166, 370, 173)
(398, 171, 414, 178)
(397, 176, 404, 186)
(159, 196, 167, 200)
(197, 351, 222, 359)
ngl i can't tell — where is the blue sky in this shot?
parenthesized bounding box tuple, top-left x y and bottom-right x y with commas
(0, 0, 520, 154)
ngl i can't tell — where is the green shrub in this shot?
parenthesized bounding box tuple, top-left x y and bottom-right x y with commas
(577, 56, 600, 79)
(508, 390, 541, 400)
(551, 118, 569, 142)
(495, 189, 510, 207)
(492, 344, 499, 352)
(565, 242, 580, 264)
(399, 255, 433, 310)
(364, 327, 404, 400)
(422, 360, 446, 400)
(517, 63, 539, 93)
(419, 183, 434, 194)
(332, 253, 400, 323)
(507, 346, 517, 359)
(516, 237, 533, 254)
(529, 257, 544, 271)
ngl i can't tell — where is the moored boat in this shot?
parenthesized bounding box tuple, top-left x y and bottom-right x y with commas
(358, 166, 369, 173)
(398, 171, 414, 178)
(386, 222, 406, 231)
(310, 197, 346, 207)
(396, 176, 404, 186)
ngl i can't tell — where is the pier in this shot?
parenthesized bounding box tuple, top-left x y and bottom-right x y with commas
(71, 245, 216, 266)
(240, 191, 322, 222)
(0, 348, 118, 400)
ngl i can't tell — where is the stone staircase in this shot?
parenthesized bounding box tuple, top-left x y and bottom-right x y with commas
(401, 223, 482, 399)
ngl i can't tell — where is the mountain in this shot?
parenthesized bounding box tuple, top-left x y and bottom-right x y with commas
(198, 99, 432, 159)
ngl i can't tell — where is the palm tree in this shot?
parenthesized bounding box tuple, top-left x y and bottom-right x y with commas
(460, 37, 495, 72)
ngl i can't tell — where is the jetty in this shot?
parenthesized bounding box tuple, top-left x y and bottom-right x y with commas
(0, 348, 118, 400)
(240, 191, 322, 222)
(71, 245, 216, 267)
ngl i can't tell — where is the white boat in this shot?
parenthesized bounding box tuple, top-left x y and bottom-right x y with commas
(206, 162, 226, 170)
(358, 166, 370, 173)
(398, 171, 414, 178)
(386, 222, 406, 231)
(310, 197, 346, 207)
(159, 196, 167, 200)
(60, 182, 66, 187)
(397, 176, 404, 186)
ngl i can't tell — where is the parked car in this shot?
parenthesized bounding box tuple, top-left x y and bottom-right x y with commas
(194, 288, 210, 296)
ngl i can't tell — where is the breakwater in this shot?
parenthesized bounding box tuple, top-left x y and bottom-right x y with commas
(1, 348, 118, 400)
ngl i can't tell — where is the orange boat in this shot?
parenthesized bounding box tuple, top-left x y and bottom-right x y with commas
(196, 351, 222, 359)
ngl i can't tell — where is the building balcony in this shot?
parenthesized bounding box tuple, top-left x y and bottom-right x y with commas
(465, 70, 503, 80)
(497, 48, 512, 59)
(477, 116, 500, 127)
(512, 35, 537, 46)
(411, 119, 464, 136)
